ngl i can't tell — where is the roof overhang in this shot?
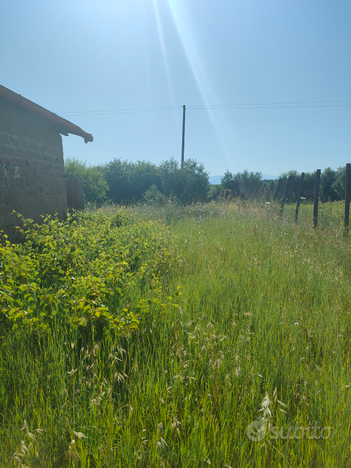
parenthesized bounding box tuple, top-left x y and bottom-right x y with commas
(0, 84, 93, 143)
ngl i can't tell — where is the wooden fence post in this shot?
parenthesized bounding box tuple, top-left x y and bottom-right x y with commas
(273, 179, 282, 200)
(294, 172, 305, 222)
(253, 183, 264, 200)
(313, 169, 321, 228)
(269, 181, 274, 201)
(280, 176, 292, 214)
(259, 182, 267, 201)
(344, 163, 351, 233)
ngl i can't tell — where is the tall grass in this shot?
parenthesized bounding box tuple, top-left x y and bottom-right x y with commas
(1, 200, 351, 466)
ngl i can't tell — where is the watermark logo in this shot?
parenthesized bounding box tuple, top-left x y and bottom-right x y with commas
(246, 421, 334, 441)
(246, 421, 267, 441)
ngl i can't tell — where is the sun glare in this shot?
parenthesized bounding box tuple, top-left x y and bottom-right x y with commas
(151, 0, 177, 106)
(165, 0, 234, 162)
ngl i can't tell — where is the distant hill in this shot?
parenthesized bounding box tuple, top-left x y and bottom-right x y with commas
(261, 174, 278, 181)
(208, 175, 223, 185)
(209, 174, 278, 185)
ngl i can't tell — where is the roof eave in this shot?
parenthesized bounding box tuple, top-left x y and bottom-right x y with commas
(0, 84, 93, 143)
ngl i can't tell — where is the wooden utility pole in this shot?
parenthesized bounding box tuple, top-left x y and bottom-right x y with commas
(181, 105, 186, 168)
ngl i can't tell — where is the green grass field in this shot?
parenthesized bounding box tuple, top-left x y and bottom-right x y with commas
(1, 200, 351, 467)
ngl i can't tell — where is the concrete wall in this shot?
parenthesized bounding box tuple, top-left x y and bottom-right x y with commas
(0, 100, 68, 232)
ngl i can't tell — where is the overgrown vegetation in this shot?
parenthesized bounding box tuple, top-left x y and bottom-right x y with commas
(64, 158, 108, 204)
(65, 157, 349, 206)
(1, 200, 351, 466)
(65, 157, 210, 206)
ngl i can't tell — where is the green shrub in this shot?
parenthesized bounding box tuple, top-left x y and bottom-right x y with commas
(0, 209, 179, 342)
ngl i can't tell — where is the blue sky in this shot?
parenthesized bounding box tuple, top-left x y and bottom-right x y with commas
(1, 0, 350, 177)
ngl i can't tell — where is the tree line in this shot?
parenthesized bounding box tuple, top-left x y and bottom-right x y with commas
(64, 157, 210, 205)
(64, 157, 349, 205)
(218, 167, 348, 203)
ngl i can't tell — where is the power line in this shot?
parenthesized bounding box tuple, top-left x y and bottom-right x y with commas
(61, 106, 181, 116)
(189, 103, 351, 110)
(59, 99, 351, 117)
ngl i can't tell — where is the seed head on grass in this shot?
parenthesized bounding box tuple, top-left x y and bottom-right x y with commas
(12, 421, 44, 466)
(257, 392, 273, 435)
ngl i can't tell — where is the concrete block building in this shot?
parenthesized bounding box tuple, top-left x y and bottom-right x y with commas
(0, 84, 93, 233)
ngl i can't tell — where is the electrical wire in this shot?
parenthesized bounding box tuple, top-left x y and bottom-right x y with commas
(61, 106, 181, 116)
(59, 99, 351, 117)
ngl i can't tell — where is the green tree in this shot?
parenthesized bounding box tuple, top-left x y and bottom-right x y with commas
(276, 170, 316, 202)
(221, 170, 240, 196)
(64, 158, 109, 203)
(279, 170, 300, 180)
(103, 159, 161, 204)
(130, 161, 162, 200)
(221, 170, 262, 199)
(143, 184, 167, 205)
(278, 171, 302, 202)
(320, 167, 340, 202)
(332, 166, 346, 200)
(302, 172, 317, 201)
(208, 184, 222, 201)
(159, 158, 210, 205)
(236, 170, 262, 199)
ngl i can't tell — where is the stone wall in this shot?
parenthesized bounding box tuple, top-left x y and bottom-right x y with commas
(0, 99, 68, 232)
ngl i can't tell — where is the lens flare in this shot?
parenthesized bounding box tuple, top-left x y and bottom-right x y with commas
(165, 0, 234, 163)
(151, 0, 177, 106)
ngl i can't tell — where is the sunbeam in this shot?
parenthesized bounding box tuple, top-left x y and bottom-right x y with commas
(151, 0, 177, 106)
(165, 0, 234, 163)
